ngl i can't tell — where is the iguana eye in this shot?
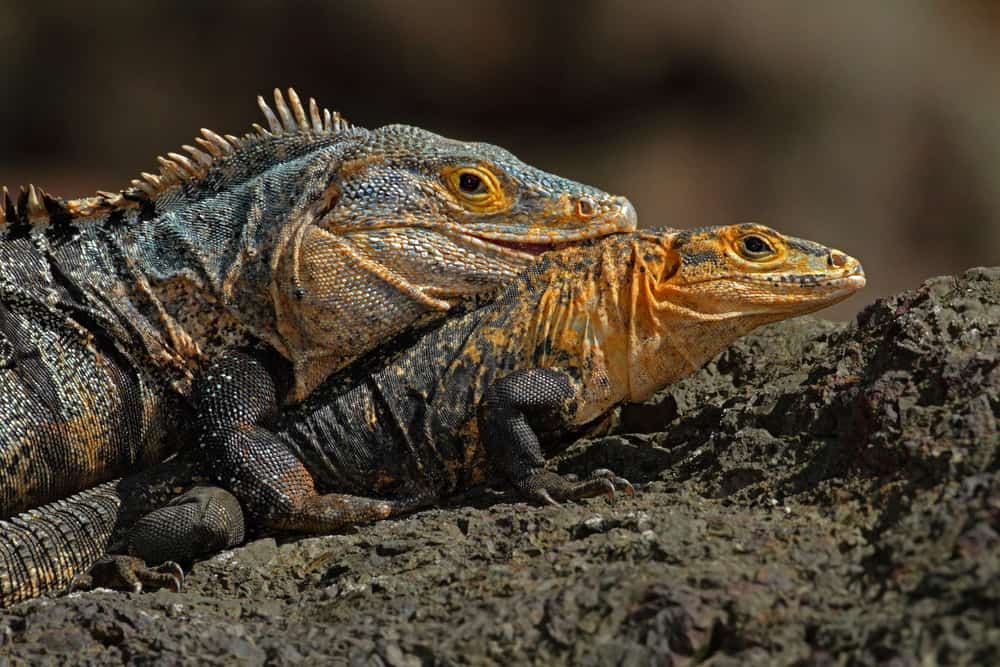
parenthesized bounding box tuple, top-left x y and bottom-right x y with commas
(444, 166, 508, 212)
(459, 172, 485, 194)
(739, 235, 774, 259)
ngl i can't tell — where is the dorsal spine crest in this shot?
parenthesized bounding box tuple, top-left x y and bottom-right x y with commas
(1, 88, 352, 228)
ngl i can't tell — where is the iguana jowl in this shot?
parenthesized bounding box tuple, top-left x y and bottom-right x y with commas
(0, 88, 636, 518)
(0, 223, 864, 606)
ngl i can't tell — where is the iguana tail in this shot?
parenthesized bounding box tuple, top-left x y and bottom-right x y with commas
(0, 454, 243, 608)
(0, 481, 121, 607)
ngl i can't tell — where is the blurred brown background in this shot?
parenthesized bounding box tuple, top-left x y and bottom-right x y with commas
(2, 1, 999, 319)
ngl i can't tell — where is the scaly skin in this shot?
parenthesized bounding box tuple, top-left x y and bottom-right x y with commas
(0, 451, 236, 607)
(0, 88, 634, 519)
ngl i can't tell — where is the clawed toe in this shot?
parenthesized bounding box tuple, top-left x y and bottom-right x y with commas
(589, 468, 635, 498)
(71, 555, 185, 595)
(152, 561, 185, 592)
(519, 469, 635, 505)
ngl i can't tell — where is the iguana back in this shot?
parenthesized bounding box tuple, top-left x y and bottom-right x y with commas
(0, 89, 635, 517)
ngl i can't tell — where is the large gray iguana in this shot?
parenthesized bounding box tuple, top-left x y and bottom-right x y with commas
(0, 88, 636, 519)
(0, 224, 865, 606)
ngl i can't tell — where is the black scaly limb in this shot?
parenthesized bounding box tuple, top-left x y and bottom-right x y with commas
(195, 349, 435, 533)
(478, 368, 633, 505)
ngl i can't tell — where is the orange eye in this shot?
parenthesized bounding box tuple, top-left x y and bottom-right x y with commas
(444, 166, 508, 212)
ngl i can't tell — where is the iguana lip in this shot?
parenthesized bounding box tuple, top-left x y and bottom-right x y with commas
(463, 208, 637, 257)
(838, 273, 867, 289)
(818, 266, 866, 290)
(726, 265, 866, 288)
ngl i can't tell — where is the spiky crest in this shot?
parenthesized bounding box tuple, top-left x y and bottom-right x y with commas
(0, 88, 351, 228)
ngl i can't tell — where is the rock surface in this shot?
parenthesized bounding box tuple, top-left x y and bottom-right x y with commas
(1, 268, 998, 665)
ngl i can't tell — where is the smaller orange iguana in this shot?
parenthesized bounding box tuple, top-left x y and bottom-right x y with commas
(0, 88, 635, 520)
(0, 224, 864, 606)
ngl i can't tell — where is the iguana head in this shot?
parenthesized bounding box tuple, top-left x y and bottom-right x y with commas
(264, 93, 637, 398)
(521, 224, 864, 418)
(283, 123, 637, 309)
(324, 124, 636, 253)
(622, 223, 865, 401)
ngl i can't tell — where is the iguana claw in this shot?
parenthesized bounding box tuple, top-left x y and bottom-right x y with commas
(522, 468, 634, 505)
(589, 468, 635, 499)
(71, 555, 185, 595)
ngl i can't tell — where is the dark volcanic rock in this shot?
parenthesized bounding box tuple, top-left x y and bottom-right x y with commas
(1, 268, 997, 665)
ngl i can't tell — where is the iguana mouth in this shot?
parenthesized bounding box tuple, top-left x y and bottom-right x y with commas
(713, 265, 866, 289)
(467, 229, 615, 256)
(464, 208, 638, 258)
(475, 238, 565, 256)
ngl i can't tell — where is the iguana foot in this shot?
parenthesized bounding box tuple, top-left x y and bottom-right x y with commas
(275, 487, 439, 533)
(71, 556, 184, 595)
(65, 487, 243, 599)
(127, 486, 246, 565)
(519, 468, 634, 506)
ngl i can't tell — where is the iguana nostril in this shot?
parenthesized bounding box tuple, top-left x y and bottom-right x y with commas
(829, 251, 847, 268)
(576, 197, 595, 219)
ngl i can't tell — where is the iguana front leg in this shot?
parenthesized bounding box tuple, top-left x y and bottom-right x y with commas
(195, 350, 433, 533)
(477, 368, 634, 505)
